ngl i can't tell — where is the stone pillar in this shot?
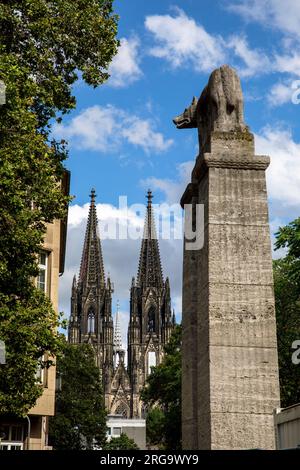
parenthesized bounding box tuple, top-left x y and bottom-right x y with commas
(181, 130, 280, 449)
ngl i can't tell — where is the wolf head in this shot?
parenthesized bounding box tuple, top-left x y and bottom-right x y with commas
(173, 96, 198, 129)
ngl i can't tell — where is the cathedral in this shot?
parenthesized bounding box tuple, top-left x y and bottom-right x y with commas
(68, 189, 175, 418)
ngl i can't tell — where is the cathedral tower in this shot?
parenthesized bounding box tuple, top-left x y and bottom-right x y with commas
(69, 189, 175, 418)
(68, 189, 114, 410)
(128, 190, 175, 418)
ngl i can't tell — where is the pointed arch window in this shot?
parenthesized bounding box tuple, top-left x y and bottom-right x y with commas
(147, 306, 156, 333)
(148, 351, 156, 375)
(87, 309, 95, 334)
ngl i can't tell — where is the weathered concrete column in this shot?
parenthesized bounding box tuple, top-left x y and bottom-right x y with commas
(175, 65, 280, 450)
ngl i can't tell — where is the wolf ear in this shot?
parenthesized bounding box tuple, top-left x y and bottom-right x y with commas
(192, 96, 198, 105)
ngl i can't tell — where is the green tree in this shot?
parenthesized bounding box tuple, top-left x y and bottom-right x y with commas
(275, 217, 300, 259)
(275, 217, 300, 288)
(141, 325, 182, 450)
(145, 407, 165, 448)
(103, 433, 139, 450)
(49, 342, 107, 450)
(274, 217, 300, 407)
(0, 291, 64, 415)
(0, 1, 118, 416)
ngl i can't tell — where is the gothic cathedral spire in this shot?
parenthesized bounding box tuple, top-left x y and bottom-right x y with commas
(68, 189, 114, 411)
(78, 188, 105, 289)
(137, 190, 163, 289)
(128, 190, 175, 418)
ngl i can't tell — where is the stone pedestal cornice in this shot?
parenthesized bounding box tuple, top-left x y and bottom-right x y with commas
(181, 152, 270, 207)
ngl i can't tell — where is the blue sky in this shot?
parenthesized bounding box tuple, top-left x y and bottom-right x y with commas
(57, 0, 300, 345)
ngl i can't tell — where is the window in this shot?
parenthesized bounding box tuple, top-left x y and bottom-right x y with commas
(0, 424, 24, 449)
(112, 427, 121, 437)
(148, 351, 156, 375)
(56, 373, 62, 392)
(147, 307, 156, 333)
(88, 310, 95, 334)
(11, 426, 23, 442)
(35, 356, 44, 385)
(0, 425, 9, 441)
(37, 252, 48, 293)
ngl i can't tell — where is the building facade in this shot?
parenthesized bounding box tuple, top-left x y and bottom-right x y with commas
(0, 171, 70, 450)
(106, 415, 146, 450)
(274, 404, 300, 449)
(68, 190, 175, 418)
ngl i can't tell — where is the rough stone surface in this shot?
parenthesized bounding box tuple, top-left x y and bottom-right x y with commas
(177, 65, 280, 450)
(173, 65, 248, 154)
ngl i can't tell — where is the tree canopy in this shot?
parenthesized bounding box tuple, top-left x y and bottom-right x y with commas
(0, 0, 119, 416)
(141, 325, 182, 450)
(274, 217, 300, 407)
(103, 433, 139, 450)
(49, 342, 107, 450)
(0, 1, 119, 126)
(0, 291, 64, 415)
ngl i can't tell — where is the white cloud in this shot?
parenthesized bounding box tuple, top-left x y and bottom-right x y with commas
(255, 126, 300, 206)
(275, 53, 300, 77)
(145, 8, 273, 78)
(228, 0, 300, 39)
(142, 161, 194, 204)
(268, 81, 293, 106)
(227, 36, 271, 77)
(53, 105, 173, 154)
(228, 2, 300, 78)
(145, 7, 300, 81)
(145, 8, 226, 73)
(108, 36, 142, 87)
(122, 117, 173, 153)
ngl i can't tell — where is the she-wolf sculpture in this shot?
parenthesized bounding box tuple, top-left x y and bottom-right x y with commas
(173, 64, 248, 152)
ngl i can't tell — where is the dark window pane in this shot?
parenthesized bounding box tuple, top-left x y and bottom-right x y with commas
(37, 270, 46, 291)
(39, 253, 46, 266)
(11, 425, 23, 441)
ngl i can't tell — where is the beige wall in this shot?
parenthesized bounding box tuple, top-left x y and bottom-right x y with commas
(28, 219, 62, 449)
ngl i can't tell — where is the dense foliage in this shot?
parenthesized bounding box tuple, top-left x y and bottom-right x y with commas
(274, 217, 300, 407)
(145, 407, 165, 448)
(0, 0, 118, 415)
(103, 433, 139, 450)
(141, 325, 182, 450)
(49, 342, 107, 450)
(0, 291, 64, 415)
